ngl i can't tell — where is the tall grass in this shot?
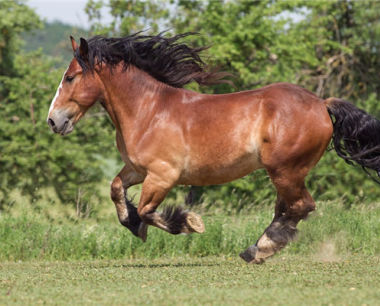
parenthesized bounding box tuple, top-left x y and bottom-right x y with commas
(0, 201, 379, 261)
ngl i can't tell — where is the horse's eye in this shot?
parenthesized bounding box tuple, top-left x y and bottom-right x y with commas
(65, 75, 75, 82)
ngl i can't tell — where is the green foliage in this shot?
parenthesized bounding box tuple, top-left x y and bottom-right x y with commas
(173, 0, 315, 93)
(290, 0, 380, 100)
(22, 21, 89, 64)
(85, 0, 169, 35)
(0, 0, 41, 76)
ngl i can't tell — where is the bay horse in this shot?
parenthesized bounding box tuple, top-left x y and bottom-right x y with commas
(47, 33, 380, 263)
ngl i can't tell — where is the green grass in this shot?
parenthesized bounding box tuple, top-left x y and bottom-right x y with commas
(0, 202, 379, 261)
(1, 201, 379, 305)
(0, 256, 379, 305)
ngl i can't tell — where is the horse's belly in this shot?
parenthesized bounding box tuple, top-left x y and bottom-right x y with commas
(178, 152, 263, 186)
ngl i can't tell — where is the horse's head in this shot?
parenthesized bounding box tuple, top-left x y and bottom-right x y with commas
(47, 37, 103, 135)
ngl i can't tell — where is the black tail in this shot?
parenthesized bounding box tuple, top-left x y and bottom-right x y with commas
(326, 98, 380, 181)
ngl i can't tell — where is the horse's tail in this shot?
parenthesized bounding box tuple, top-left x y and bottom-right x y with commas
(325, 97, 380, 181)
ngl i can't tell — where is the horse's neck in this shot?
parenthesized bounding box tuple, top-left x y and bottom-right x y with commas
(99, 65, 171, 133)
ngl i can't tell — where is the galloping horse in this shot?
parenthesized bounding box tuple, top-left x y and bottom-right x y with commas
(47, 33, 380, 263)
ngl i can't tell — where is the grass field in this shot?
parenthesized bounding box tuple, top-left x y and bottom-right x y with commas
(0, 201, 379, 305)
(1, 201, 379, 261)
(1, 255, 379, 305)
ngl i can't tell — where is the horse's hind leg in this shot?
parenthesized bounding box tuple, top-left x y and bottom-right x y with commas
(245, 173, 317, 261)
(240, 102, 332, 263)
(240, 170, 315, 263)
(110, 165, 145, 240)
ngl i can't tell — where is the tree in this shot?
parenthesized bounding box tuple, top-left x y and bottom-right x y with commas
(85, 0, 169, 36)
(290, 0, 380, 101)
(0, 0, 41, 77)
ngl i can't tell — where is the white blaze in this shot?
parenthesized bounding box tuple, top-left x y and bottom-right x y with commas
(47, 68, 68, 118)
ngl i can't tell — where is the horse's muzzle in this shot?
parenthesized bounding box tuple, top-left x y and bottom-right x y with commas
(47, 115, 74, 136)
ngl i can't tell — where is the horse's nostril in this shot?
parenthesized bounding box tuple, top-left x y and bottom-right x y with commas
(48, 118, 55, 127)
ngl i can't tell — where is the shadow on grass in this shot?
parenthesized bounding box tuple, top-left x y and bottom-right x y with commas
(115, 262, 222, 268)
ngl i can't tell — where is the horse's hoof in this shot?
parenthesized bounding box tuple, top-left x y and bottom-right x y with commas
(240, 233, 281, 264)
(138, 222, 148, 242)
(239, 245, 259, 263)
(186, 212, 205, 233)
(239, 245, 270, 264)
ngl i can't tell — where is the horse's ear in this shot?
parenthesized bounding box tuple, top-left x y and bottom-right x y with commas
(79, 37, 89, 58)
(70, 36, 78, 52)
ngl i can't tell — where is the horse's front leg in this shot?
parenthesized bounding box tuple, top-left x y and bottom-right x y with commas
(110, 165, 146, 239)
(136, 175, 205, 238)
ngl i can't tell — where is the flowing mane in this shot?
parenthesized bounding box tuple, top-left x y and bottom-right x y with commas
(74, 32, 228, 88)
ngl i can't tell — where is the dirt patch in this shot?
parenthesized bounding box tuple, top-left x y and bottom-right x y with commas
(314, 239, 341, 262)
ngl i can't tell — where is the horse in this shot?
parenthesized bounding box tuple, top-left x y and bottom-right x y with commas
(47, 33, 380, 264)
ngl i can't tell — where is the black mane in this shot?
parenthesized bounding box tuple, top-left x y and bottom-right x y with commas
(74, 32, 228, 88)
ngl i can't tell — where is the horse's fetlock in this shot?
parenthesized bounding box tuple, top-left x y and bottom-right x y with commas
(110, 177, 123, 201)
(265, 219, 298, 245)
(137, 209, 154, 225)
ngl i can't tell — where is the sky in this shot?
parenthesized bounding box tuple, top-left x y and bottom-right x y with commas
(27, 0, 112, 28)
(27, 0, 305, 32)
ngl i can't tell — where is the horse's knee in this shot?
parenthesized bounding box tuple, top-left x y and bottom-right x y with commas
(110, 176, 123, 202)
